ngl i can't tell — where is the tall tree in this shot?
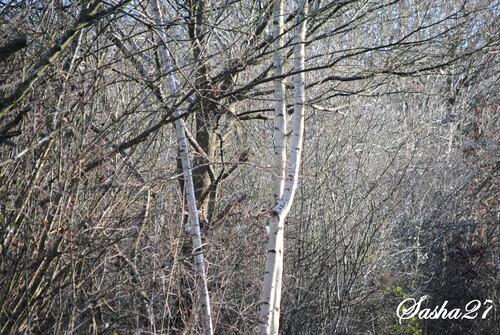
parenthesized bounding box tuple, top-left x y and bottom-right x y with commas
(151, 0, 214, 333)
(260, 0, 307, 334)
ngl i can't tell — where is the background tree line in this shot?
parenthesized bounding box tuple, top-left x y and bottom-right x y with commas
(1, 0, 498, 334)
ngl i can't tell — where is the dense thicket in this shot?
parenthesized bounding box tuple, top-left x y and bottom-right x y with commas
(1, 0, 498, 334)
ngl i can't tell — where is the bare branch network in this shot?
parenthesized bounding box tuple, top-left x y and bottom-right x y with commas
(0, 0, 498, 334)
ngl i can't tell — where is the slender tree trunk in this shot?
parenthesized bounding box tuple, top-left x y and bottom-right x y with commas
(173, 103, 214, 335)
(151, 1, 214, 334)
(271, 0, 286, 332)
(260, 1, 307, 334)
(272, 0, 286, 204)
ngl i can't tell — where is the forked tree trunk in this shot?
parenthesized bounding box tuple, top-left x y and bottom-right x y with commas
(151, 1, 214, 334)
(260, 0, 307, 334)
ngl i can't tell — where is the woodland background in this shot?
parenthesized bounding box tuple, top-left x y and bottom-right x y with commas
(0, 0, 498, 334)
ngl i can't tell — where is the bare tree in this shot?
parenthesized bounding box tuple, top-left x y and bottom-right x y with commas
(150, 0, 214, 333)
(1, 0, 497, 334)
(260, 0, 307, 334)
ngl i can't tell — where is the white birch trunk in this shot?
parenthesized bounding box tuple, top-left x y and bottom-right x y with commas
(260, 0, 285, 331)
(151, 1, 214, 334)
(271, 0, 286, 332)
(174, 102, 214, 335)
(272, 0, 287, 204)
(260, 1, 307, 334)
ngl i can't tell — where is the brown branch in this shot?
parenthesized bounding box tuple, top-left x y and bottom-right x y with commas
(0, 36, 27, 60)
(84, 110, 187, 173)
(0, 0, 132, 118)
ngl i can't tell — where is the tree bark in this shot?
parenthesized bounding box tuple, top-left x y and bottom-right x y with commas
(272, 0, 287, 204)
(187, 0, 219, 227)
(271, 0, 286, 332)
(260, 1, 307, 334)
(151, 1, 214, 334)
